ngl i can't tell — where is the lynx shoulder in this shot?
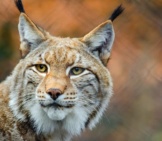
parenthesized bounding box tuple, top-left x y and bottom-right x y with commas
(0, 1, 123, 141)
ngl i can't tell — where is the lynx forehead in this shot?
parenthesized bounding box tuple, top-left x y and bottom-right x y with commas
(0, 0, 124, 141)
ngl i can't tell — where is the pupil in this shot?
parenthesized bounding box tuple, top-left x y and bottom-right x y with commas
(40, 65, 44, 69)
(75, 68, 79, 72)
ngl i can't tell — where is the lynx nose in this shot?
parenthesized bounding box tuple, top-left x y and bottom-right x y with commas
(46, 88, 62, 100)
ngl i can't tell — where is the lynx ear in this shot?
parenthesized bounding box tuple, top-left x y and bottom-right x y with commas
(18, 13, 46, 57)
(82, 20, 115, 66)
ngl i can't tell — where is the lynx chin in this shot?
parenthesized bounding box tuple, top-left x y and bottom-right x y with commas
(0, 0, 123, 141)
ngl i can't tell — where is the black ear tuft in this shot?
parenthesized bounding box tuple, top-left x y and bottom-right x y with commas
(109, 5, 124, 22)
(14, 0, 25, 13)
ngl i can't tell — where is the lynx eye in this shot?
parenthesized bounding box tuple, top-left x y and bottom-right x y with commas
(70, 67, 85, 75)
(35, 64, 48, 73)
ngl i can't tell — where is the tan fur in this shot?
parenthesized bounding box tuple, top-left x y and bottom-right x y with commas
(0, 6, 116, 141)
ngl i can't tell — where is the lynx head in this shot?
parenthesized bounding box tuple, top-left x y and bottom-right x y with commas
(9, 0, 123, 137)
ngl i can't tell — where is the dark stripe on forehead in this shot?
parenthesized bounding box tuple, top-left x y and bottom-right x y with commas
(38, 53, 43, 61)
(75, 55, 82, 64)
(44, 46, 78, 65)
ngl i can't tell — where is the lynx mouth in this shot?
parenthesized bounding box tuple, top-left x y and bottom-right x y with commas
(40, 102, 74, 109)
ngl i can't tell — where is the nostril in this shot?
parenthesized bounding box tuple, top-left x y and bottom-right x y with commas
(56, 92, 61, 98)
(48, 92, 52, 97)
(46, 88, 62, 100)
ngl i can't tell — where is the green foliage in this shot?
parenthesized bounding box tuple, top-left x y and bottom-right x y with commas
(0, 22, 13, 60)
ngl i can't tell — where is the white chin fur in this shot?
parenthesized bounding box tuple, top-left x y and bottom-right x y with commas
(43, 107, 71, 121)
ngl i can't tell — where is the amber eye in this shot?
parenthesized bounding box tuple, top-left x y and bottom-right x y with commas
(35, 64, 48, 73)
(70, 67, 85, 75)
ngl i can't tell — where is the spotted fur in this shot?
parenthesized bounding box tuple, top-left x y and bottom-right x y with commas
(0, 1, 123, 141)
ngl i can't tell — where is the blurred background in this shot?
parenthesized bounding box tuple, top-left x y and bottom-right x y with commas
(0, 0, 162, 141)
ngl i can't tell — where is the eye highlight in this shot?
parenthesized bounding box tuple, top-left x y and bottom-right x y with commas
(69, 67, 85, 76)
(35, 64, 48, 73)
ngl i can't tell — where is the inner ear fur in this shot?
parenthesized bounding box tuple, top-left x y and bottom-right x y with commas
(18, 13, 46, 58)
(81, 20, 115, 66)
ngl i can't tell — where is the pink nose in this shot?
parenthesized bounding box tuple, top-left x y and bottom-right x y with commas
(46, 88, 62, 100)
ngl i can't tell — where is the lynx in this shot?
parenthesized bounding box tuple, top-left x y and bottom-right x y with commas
(0, 0, 123, 141)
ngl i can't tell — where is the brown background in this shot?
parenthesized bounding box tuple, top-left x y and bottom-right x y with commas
(0, 0, 162, 141)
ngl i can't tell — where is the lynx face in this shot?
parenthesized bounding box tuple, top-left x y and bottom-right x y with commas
(23, 38, 103, 122)
(8, 14, 113, 135)
(3, 1, 123, 140)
